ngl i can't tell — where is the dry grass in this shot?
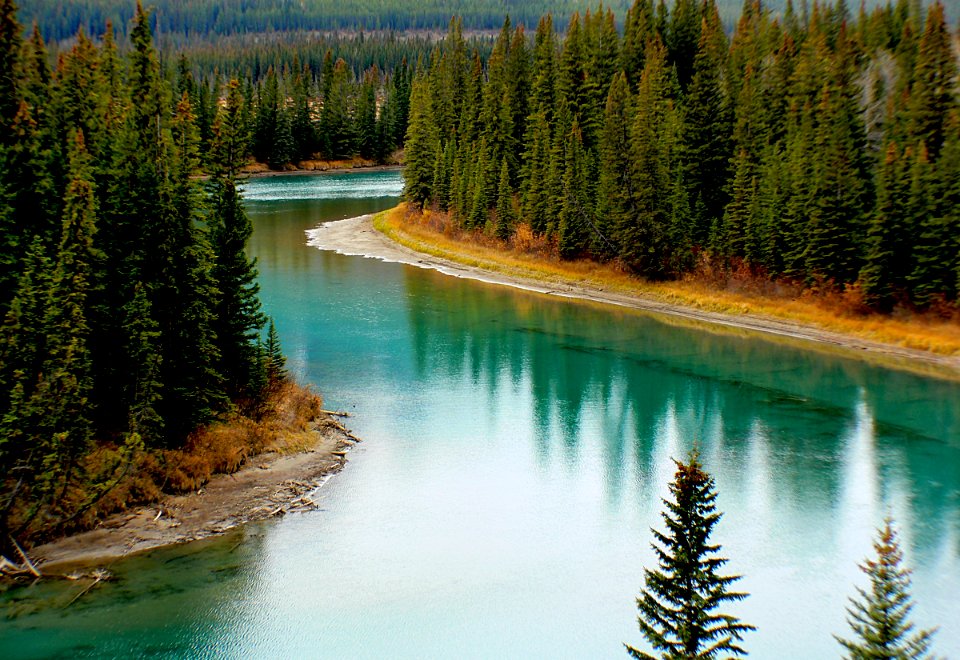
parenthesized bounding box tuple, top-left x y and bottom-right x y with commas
(161, 381, 323, 492)
(11, 382, 327, 549)
(376, 204, 960, 358)
(240, 154, 401, 174)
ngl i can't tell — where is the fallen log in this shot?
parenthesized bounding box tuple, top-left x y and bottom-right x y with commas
(320, 409, 351, 417)
(326, 418, 362, 442)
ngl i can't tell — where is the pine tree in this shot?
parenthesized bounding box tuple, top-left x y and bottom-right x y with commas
(31, 130, 98, 511)
(431, 139, 453, 211)
(596, 72, 635, 260)
(905, 2, 957, 161)
(558, 121, 593, 259)
(290, 62, 316, 160)
(626, 451, 755, 659)
(667, 0, 702, 90)
(355, 67, 379, 160)
(803, 31, 870, 285)
(622, 39, 675, 277)
(157, 93, 225, 439)
(860, 143, 910, 309)
(264, 318, 286, 385)
(835, 519, 937, 659)
(520, 110, 552, 235)
(318, 58, 355, 160)
(622, 0, 658, 87)
(528, 14, 558, 126)
(480, 17, 516, 179)
(254, 66, 282, 165)
(210, 82, 266, 400)
(495, 158, 515, 241)
(403, 76, 440, 208)
(0, 0, 22, 145)
(682, 5, 731, 245)
(121, 282, 163, 441)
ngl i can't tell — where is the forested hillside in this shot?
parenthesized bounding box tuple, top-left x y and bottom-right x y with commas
(22, 0, 631, 44)
(20, 0, 958, 46)
(0, 0, 284, 550)
(405, 0, 960, 310)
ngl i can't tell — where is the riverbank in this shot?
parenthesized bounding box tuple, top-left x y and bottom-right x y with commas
(16, 389, 361, 574)
(241, 159, 402, 179)
(306, 207, 960, 379)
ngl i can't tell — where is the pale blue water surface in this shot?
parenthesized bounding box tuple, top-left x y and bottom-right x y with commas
(2, 170, 958, 658)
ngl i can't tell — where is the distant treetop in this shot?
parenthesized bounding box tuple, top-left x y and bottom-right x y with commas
(21, 0, 958, 45)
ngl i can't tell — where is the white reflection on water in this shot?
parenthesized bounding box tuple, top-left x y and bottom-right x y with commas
(241, 172, 404, 201)
(838, 395, 880, 568)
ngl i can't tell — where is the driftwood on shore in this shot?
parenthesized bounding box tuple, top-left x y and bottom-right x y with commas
(324, 417, 361, 442)
(0, 535, 42, 578)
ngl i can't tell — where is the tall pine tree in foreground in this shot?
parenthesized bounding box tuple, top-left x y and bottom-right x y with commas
(835, 519, 937, 659)
(627, 451, 754, 659)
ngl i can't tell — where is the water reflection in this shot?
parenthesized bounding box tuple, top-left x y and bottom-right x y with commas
(403, 265, 960, 588)
(4, 171, 957, 658)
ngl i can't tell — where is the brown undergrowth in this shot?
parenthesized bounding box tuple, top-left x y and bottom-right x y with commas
(377, 203, 960, 357)
(23, 381, 324, 549)
(240, 152, 402, 175)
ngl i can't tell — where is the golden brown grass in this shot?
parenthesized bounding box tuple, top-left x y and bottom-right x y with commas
(161, 381, 323, 492)
(32, 381, 326, 543)
(376, 204, 960, 358)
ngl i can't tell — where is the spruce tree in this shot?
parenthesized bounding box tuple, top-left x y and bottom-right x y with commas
(0, 0, 21, 144)
(495, 158, 515, 241)
(210, 80, 266, 400)
(121, 282, 163, 441)
(596, 72, 635, 260)
(528, 14, 558, 126)
(626, 451, 754, 659)
(835, 519, 937, 659)
(558, 122, 593, 259)
(682, 5, 731, 245)
(520, 110, 552, 235)
(264, 318, 286, 385)
(860, 144, 909, 310)
(157, 93, 225, 439)
(403, 76, 440, 208)
(905, 2, 957, 161)
(623, 39, 674, 277)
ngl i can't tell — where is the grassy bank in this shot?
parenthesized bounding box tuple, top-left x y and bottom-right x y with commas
(10, 381, 324, 554)
(375, 204, 960, 358)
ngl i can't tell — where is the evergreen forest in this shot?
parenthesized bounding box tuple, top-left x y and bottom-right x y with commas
(404, 0, 960, 310)
(0, 0, 293, 552)
(19, 0, 960, 46)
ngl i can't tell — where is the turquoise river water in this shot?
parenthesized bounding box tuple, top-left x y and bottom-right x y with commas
(2, 170, 958, 658)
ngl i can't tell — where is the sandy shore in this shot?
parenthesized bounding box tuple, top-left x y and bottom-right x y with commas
(26, 417, 359, 573)
(307, 214, 960, 378)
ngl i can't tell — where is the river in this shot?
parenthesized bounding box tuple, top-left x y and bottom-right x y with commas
(2, 170, 958, 658)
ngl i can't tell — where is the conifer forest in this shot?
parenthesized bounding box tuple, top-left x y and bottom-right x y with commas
(1, 0, 958, 655)
(405, 1, 960, 311)
(0, 1, 280, 552)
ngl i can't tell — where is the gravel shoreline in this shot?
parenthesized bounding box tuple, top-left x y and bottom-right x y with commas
(307, 214, 960, 380)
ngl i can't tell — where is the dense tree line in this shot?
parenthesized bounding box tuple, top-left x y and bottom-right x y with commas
(21, 0, 637, 44)
(0, 0, 281, 550)
(173, 32, 470, 87)
(406, 0, 960, 310)
(18, 0, 960, 47)
(169, 44, 414, 168)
